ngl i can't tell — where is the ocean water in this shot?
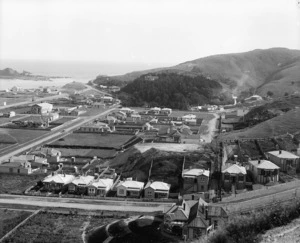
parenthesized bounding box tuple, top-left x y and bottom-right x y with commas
(0, 59, 167, 90)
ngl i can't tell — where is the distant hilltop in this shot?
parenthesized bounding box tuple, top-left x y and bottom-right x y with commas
(0, 67, 69, 81)
(92, 47, 300, 98)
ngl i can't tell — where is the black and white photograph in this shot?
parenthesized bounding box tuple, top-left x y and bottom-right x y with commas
(0, 0, 300, 242)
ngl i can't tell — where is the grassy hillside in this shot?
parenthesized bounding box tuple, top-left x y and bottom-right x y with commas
(94, 48, 300, 98)
(219, 108, 300, 140)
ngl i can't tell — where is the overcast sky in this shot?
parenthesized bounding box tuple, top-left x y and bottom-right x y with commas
(0, 0, 299, 65)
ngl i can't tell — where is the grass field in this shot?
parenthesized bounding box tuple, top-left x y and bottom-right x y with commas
(0, 128, 49, 144)
(0, 174, 46, 194)
(50, 133, 133, 149)
(51, 117, 75, 125)
(0, 209, 32, 238)
(79, 107, 106, 117)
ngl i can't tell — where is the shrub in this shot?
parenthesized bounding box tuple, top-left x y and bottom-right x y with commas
(208, 201, 300, 243)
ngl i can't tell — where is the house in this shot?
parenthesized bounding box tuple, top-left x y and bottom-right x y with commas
(144, 181, 171, 199)
(43, 173, 75, 191)
(164, 198, 199, 236)
(103, 96, 113, 104)
(108, 86, 121, 92)
(9, 155, 48, 170)
(182, 114, 196, 121)
(148, 107, 161, 115)
(116, 178, 144, 198)
(248, 159, 280, 184)
(161, 108, 172, 115)
(120, 107, 134, 114)
(29, 147, 61, 163)
(87, 178, 114, 196)
(43, 87, 52, 93)
(93, 102, 105, 109)
(185, 199, 210, 239)
(126, 113, 142, 122)
(182, 168, 210, 193)
(68, 175, 94, 194)
(265, 150, 300, 172)
(0, 161, 32, 174)
(31, 103, 53, 114)
(69, 109, 86, 116)
(79, 122, 112, 133)
(157, 126, 182, 143)
(222, 164, 247, 191)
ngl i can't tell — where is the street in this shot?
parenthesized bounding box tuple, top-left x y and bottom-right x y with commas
(0, 194, 172, 213)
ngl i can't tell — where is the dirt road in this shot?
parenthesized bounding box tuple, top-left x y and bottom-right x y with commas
(0, 194, 172, 213)
(199, 113, 218, 143)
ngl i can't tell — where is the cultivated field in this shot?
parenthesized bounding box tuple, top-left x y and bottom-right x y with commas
(50, 133, 133, 149)
(0, 174, 46, 194)
(0, 128, 49, 144)
(135, 143, 203, 153)
(0, 115, 25, 125)
(0, 209, 32, 238)
(58, 148, 117, 159)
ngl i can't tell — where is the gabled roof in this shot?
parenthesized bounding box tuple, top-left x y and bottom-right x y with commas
(267, 150, 299, 159)
(118, 180, 144, 190)
(71, 175, 94, 186)
(35, 103, 53, 108)
(222, 164, 246, 175)
(43, 174, 75, 184)
(145, 181, 170, 191)
(89, 178, 113, 189)
(249, 160, 280, 170)
(182, 168, 210, 178)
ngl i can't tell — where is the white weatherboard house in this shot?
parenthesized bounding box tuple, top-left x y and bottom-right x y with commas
(144, 181, 171, 199)
(68, 175, 94, 194)
(248, 159, 279, 184)
(182, 168, 210, 193)
(222, 164, 247, 191)
(266, 150, 300, 172)
(88, 178, 114, 196)
(43, 173, 75, 191)
(117, 179, 144, 198)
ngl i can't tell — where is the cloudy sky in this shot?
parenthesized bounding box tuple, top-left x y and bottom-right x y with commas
(0, 0, 299, 65)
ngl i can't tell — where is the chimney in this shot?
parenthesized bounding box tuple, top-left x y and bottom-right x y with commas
(258, 159, 261, 164)
(279, 150, 282, 154)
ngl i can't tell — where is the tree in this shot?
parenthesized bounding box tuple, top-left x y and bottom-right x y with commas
(267, 91, 274, 97)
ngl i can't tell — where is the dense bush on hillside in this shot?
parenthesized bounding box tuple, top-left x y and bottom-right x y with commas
(119, 73, 222, 109)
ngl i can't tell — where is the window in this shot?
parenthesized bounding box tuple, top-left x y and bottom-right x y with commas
(214, 220, 218, 229)
(224, 173, 230, 181)
(119, 189, 125, 195)
(201, 185, 204, 190)
(238, 175, 244, 182)
(260, 170, 265, 176)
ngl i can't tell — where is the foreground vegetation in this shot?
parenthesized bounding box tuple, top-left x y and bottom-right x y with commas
(0, 209, 32, 238)
(208, 201, 300, 243)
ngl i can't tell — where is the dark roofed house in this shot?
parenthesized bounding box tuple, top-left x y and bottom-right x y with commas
(157, 126, 182, 143)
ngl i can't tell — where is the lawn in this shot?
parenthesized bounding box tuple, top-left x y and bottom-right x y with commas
(0, 209, 32, 238)
(50, 117, 75, 125)
(50, 133, 134, 149)
(0, 174, 46, 194)
(0, 128, 49, 144)
(79, 107, 107, 117)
